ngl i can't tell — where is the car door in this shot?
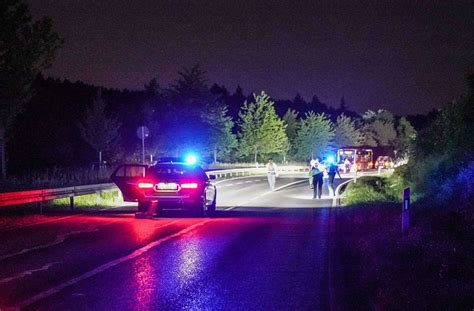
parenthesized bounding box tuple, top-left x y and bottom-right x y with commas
(111, 164, 147, 201)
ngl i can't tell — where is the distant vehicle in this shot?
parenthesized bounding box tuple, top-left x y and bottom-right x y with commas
(337, 147, 374, 171)
(375, 156, 394, 169)
(111, 157, 217, 216)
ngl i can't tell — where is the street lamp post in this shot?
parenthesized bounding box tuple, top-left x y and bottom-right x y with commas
(136, 126, 150, 164)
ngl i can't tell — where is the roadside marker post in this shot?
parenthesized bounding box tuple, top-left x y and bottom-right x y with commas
(402, 187, 410, 233)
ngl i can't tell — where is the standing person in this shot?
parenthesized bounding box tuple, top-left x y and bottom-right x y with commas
(344, 158, 351, 173)
(266, 158, 278, 191)
(309, 158, 324, 199)
(327, 162, 342, 196)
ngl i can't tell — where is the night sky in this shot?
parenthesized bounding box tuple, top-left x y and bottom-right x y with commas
(27, 0, 473, 115)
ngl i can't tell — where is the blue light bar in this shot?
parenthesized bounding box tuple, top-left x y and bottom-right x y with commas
(185, 154, 197, 165)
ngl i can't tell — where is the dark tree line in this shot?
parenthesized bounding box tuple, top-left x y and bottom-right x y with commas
(5, 66, 427, 176)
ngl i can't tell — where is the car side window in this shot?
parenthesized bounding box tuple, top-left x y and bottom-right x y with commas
(198, 169, 209, 181)
(126, 166, 146, 177)
(114, 166, 125, 177)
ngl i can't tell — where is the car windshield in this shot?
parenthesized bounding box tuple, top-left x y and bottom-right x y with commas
(149, 164, 206, 179)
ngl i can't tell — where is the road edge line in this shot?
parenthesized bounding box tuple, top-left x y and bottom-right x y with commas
(14, 219, 206, 309)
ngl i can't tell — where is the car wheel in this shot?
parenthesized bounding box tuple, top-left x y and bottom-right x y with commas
(192, 196, 206, 217)
(137, 201, 150, 213)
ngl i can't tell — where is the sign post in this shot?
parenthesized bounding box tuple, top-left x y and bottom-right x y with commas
(136, 126, 149, 164)
(402, 187, 410, 233)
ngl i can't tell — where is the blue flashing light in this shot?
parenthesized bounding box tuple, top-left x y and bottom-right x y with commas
(327, 156, 335, 164)
(185, 154, 198, 165)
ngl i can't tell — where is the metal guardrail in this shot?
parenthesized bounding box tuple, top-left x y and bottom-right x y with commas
(0, 183, 117, 208)
(206, 165, 309, 179)
(0, 166, 309, 208)
(332, 179, 355, 207)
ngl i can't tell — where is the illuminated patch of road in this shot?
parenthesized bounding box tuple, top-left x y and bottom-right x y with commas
(224, 179, 307, 210)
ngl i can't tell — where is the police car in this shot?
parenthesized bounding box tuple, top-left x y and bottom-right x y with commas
(111, 156, 217, 216)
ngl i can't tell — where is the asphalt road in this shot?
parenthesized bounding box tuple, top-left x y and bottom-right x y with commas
(0, 175, 348, 310)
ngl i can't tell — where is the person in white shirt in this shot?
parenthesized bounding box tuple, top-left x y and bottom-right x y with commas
(309, 158, 326, 199)
(265, 158, 278, 191)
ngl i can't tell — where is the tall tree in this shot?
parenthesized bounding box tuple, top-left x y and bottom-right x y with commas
(310, 95, 329, 114)
(202, 104, 237, 163)
(294, 112, 335, 160)
(333, 114, 364, 148)
(338, 95, 348, 113)
(292, 93, 307, 113)
(282, 108, 299, 157)
(79, 90, 121, 163)
(0, 0, 63, 179)
(156, 64, 213, 156)
(395, 117, 416, 157)
(238, 91, 288, 162)
(156, 64, 237, 161)
(227, 85, 246, 120)
(362, 109, 397, 147)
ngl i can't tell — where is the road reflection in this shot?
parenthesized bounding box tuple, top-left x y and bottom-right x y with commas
(132, 255, 156, 308)
(177, 234, 203, 284)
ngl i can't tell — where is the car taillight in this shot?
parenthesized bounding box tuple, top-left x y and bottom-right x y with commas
(138, 182, 154, 189)
(181, 183, 198, 189)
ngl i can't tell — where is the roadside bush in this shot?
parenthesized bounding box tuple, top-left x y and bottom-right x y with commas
(438, 161, 474, 206)
(344, 176, 400, 205)
(402, 74, 474, 205)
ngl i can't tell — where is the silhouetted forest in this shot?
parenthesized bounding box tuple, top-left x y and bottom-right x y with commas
(6, 69, 436, 176)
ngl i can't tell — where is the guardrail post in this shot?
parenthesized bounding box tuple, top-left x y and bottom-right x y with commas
(402, 187, 410, 233)
(96, 190, 101, 206)
(70, 196, 74, 211)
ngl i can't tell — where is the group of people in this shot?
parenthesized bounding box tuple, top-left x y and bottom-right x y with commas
(265, 157, 341, 199)
(308, 158, 341, 199)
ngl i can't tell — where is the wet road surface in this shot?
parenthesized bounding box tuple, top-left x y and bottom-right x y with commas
(0, 175, 348, 310)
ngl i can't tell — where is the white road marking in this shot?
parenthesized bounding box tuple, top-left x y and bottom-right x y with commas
(0, 262, 60, 284)
(2, 215, 79, 233)
(0, 228, 100, 261)
(0, 217, 147, 261)
(214, 175, 261, 185)
(15, 219, 212, 309)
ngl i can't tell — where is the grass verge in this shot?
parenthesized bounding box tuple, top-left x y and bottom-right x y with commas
(50, 189, 124, 210)
(343, 174, 405, 205)
(0, 189, 125, 216)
